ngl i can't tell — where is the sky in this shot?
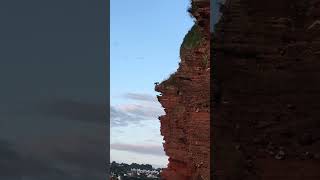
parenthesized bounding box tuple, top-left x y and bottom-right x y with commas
(110, 0, 194, 168)
(0, 0, 107, 179)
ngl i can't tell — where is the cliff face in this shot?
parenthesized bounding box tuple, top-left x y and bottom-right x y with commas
(213, 0, 320, 179)
(155, 1, 210, 179)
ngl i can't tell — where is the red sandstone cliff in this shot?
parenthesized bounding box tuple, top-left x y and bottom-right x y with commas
(213, 0, 320, 179)
(155, 0, 210, 179)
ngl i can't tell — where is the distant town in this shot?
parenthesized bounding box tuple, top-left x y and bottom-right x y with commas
(109, 161, 162, 180)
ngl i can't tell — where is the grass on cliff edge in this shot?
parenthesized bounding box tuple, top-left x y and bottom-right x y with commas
(181, 24, 203, 50)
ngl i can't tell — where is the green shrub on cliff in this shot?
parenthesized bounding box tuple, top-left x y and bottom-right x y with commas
(181, 24, 203, 50)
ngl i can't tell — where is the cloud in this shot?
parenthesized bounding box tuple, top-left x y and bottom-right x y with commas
(36, 98, 107, 124)
(123, 93, 157, 102)
(111, 103, 164, 127)
(118, 103, 163, 118)
(49, 135, 107, 175)
(111, 93, 165, 127)
(110, 106, 139, 127)
(8, 132, 107, 179)
(36, 95, 163, 128)
(0, 97, 109, 179)
(0, 140, 23, 177)
(0, 139, 67, 178)
(111, 143, 165, 156)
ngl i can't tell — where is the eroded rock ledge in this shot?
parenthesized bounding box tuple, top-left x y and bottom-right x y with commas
(155, 0, 210, 179)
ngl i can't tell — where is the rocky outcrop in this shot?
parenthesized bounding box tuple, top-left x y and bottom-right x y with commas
(213, 0, 320, 179)
(155, 0, 210, 179)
